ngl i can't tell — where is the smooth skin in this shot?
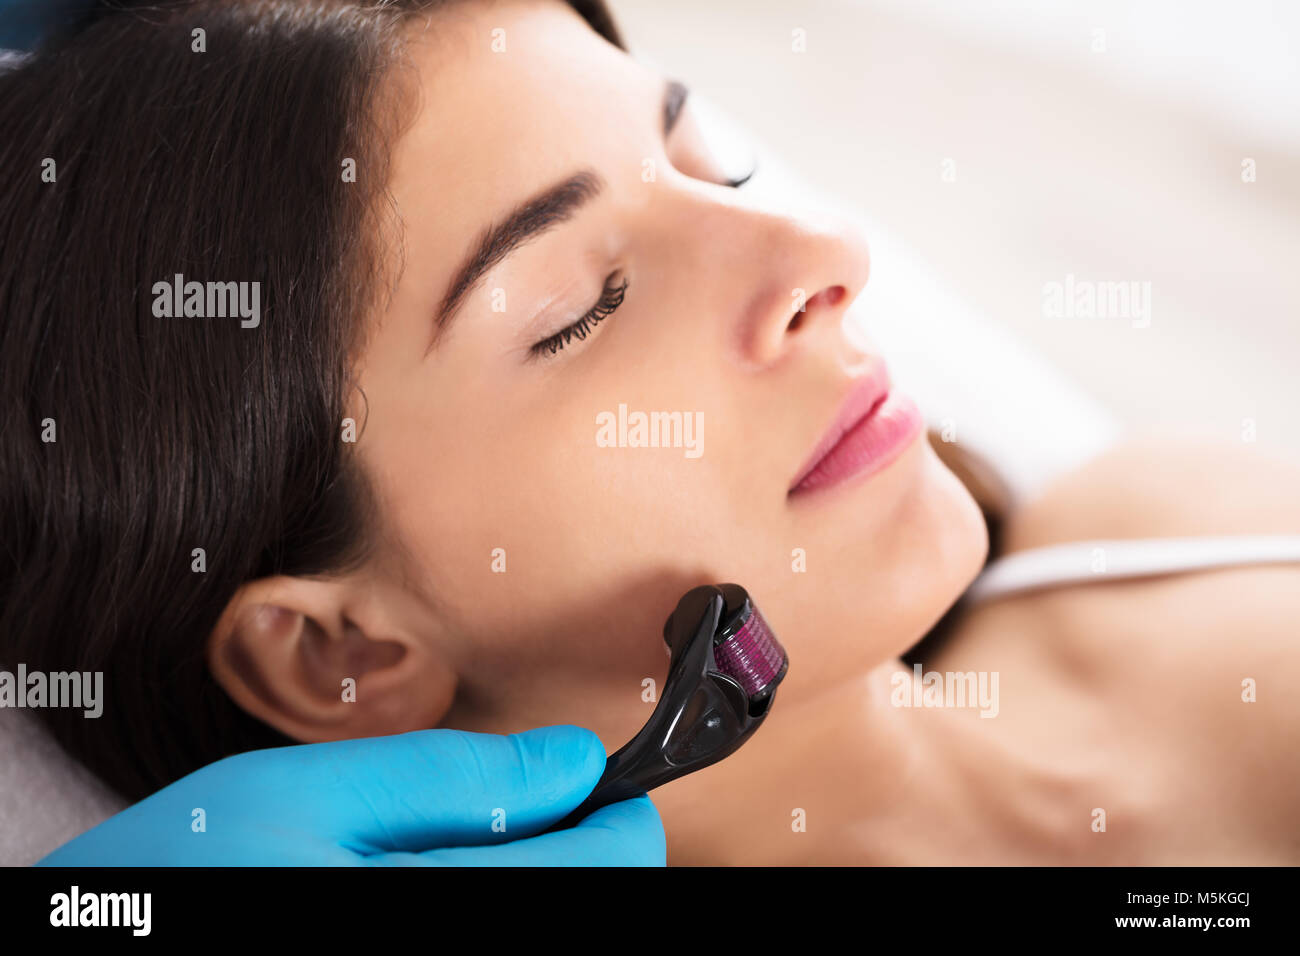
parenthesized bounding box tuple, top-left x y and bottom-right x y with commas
(204, 0, 1300, 864)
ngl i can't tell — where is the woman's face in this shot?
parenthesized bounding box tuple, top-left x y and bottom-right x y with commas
(339, 0, 987, 745)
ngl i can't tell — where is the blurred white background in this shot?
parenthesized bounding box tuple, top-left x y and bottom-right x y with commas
(609, 0, 1300, 454)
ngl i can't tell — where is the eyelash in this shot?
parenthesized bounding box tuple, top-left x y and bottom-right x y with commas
(530, 272, 630, 359)
(524, 166, 753, 360)
(725, 166, 757, 188)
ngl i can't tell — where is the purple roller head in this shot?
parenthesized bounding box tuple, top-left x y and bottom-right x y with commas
(711, 591, 787, 700)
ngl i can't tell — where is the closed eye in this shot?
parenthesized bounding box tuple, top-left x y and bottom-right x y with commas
(528, 272, 629, 360)
(522, 83, 753, 364)
(670, 84, 758, 190)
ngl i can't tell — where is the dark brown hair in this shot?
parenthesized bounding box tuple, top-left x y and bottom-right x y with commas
(0, 0, 624, 801)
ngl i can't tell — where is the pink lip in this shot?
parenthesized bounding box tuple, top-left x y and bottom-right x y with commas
(788, 363, 924, 497)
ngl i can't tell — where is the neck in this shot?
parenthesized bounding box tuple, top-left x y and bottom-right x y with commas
(651, 656, 1055, 864)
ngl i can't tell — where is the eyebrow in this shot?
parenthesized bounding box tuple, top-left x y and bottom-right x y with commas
(428, 79, 691, 351)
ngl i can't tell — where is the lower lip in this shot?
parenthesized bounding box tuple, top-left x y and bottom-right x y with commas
(789, 390, 924, 497)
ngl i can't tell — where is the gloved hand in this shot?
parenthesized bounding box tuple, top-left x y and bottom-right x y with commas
(36, 725, 665, 866)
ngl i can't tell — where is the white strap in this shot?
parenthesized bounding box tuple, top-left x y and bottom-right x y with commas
(964, 535, 1300, 606)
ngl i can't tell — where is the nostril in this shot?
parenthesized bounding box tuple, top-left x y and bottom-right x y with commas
(820, 285, 847, 308)
(788, 285, 846, 333)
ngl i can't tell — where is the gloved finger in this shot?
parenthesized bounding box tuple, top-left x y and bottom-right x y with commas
(247, 725, 608, 853)
(365, 794, 667, 867)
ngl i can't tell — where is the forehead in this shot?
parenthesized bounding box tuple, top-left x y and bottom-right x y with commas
(387, 0, 648, 250)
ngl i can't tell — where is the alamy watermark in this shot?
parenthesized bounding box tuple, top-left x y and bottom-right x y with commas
(0, 664, 102, 718)
(151, 273, 261, 328)
(595, 403, 703, 459)
(1042, 273, 1151, 328)
(891, 664, 999, 718)
(50, 886, 150, 936)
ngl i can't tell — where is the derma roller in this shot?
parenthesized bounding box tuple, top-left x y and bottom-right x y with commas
(549, 583, 788, 832)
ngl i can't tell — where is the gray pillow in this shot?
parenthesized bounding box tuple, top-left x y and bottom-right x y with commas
(0, 708, 127, 865)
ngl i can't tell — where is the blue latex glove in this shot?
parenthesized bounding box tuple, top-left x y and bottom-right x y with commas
(36, 725, 665, 866)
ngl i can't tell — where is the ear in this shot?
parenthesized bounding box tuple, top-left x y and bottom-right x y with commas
(206, 573, 456, 742)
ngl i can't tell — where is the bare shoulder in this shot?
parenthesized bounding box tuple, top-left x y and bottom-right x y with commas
(997, 431, 1300, 669)
(1003, 432, 1300, 547)
(991, 434, 1300, 835)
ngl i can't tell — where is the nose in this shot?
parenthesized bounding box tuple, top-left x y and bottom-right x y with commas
(728, 207, 872, 368)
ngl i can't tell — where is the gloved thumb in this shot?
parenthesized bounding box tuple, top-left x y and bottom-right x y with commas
(245, 724, 608, 854)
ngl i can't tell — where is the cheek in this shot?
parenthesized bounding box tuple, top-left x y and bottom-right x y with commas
(367, 322, 985, 695)
(371, 359, 739, 680)
(765, 440, 987, 689)
(470, 380, 731, 597)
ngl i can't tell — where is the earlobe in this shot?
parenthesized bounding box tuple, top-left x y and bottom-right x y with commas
(206, 575, 456, 743)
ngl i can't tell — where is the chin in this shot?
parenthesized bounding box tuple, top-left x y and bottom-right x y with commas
(766, 437, 990, 691)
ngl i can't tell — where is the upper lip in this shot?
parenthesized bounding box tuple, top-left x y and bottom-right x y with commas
(788, 362, 892, 493)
